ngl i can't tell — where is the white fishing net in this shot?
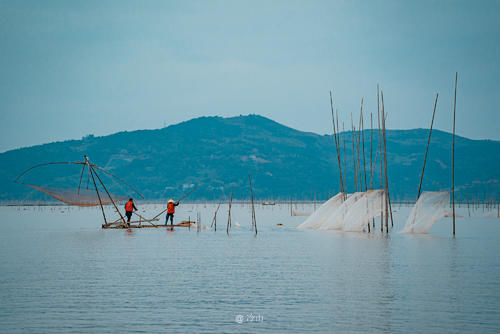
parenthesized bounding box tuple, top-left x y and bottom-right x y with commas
(318, 192, 364, 230)
(343, 190, 385, 232)
(401, 191, 450, 234)
(296, 193, 345, 229)
(297, 190, 387, 232)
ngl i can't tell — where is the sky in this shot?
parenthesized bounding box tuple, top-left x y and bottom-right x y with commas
(0, 0, 499, 152)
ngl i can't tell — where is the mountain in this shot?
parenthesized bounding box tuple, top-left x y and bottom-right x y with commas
(0, 114, 498, 203)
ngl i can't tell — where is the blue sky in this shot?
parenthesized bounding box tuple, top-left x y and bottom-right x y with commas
(0, 0, 499, 152)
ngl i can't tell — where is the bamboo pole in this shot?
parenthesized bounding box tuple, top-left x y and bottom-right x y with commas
(417, 93, 439, 200)
(370, 113, 373, 189)
(351, 113, 357, 192)
(330, 91, 345, 194)
(385, 115, 394, 227)
(227, 187, 234, 235)
(370, 112, 375, 227)
(211, 194, 224, 231)
(151, 185, 201, 220)
(377, 85, 384, 232)
(381, 90, 389, 233)
(86, 164, 91, 190)
(337, 110, 345, 195)
(77, 163, 86, 195)
(132, 211, 158, 227)
(452, 72, 457, 236)
(88, 159, 108, 226)
(248, 174, 257, 235)
(361, 107, 368, 192)
(357, 100, 363, 191)
(343, 122, 347, 199)
(91, 164, 127, 227)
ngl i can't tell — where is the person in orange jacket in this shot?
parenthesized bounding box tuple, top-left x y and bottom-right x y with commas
(124, 198, 137, 224)
(165, 199, 179, 225)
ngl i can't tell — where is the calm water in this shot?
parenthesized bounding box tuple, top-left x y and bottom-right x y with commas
(0, 203, 499, 333)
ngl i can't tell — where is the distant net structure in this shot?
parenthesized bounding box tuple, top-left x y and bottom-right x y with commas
(401, 191, 450, 234)
(14, 158, 140, 207)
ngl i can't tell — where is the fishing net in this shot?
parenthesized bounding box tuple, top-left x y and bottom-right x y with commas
(301, 190, 386, 231)
(15, 160, 139, 206)
(319, 192, 364, 230)
(297, 193, 345, 229)
(24, 184, 128, 207)
(343, 190, 385, 232)
(401, 191, 450, 234)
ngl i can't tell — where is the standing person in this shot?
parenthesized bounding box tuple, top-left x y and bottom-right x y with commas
(124, 198, 137, 226)
(165, 199, 179, 225)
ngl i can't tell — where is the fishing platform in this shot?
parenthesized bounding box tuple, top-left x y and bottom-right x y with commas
(15, 155, 201, 229)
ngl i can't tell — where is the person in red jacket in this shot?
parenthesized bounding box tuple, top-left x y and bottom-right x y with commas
(165, 199, 179, 225)
(124, 198, 137, 225)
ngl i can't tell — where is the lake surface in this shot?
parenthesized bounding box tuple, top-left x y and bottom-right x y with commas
(0, 203, 499, 333)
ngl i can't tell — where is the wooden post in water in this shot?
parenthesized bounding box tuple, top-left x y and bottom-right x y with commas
(248, 174, 257, 235)
(337, 110, 346, 195)
(452, 72, 457, 236)
(357, 99, 363, 191)
(417, 93, 439, 200)
(88, 160, 108, 226)
(370, 113, 373, 189)
(360, 107, 368, 192)
(211, 194, 224, 232)
(351, 113, 357, 192)
(91, 164, 127, 227)
(227, 187, 234, 235)
(330, 91, 345, 194)
(343, 122, 347, 199)
(377, 85, 384, 232)
(370, 113, 375, 228)
(381, 90, 389, 233)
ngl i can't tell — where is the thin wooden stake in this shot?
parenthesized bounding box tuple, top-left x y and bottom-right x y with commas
(357, 100, 363, 191)
(87, 158, 108, 226)
(248, 174, 257, 235)
(381, 90, 389, 233)
(452, 72, 457, 236)
(330, 91, 345, 194)
(91, 164, 127, 227)
(211, 193, 225, 231)
(227, 187, 234, 235)
(417, 93, 439, 200)
(343, 122, 347, 198)
(361, 107, 368, 191)
(377, 85, 384, 232)
(370, 113, 373, 189)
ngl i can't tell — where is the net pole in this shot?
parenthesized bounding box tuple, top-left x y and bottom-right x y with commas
(88, 162, 108, 225)
(377, 85, 384, 232)
(77, 163, 86, 195)
(381, 90, 389, 233)
(452, 72, 457, 236)
(91, 164, 127, 226)
(417, 93, 439, 200)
